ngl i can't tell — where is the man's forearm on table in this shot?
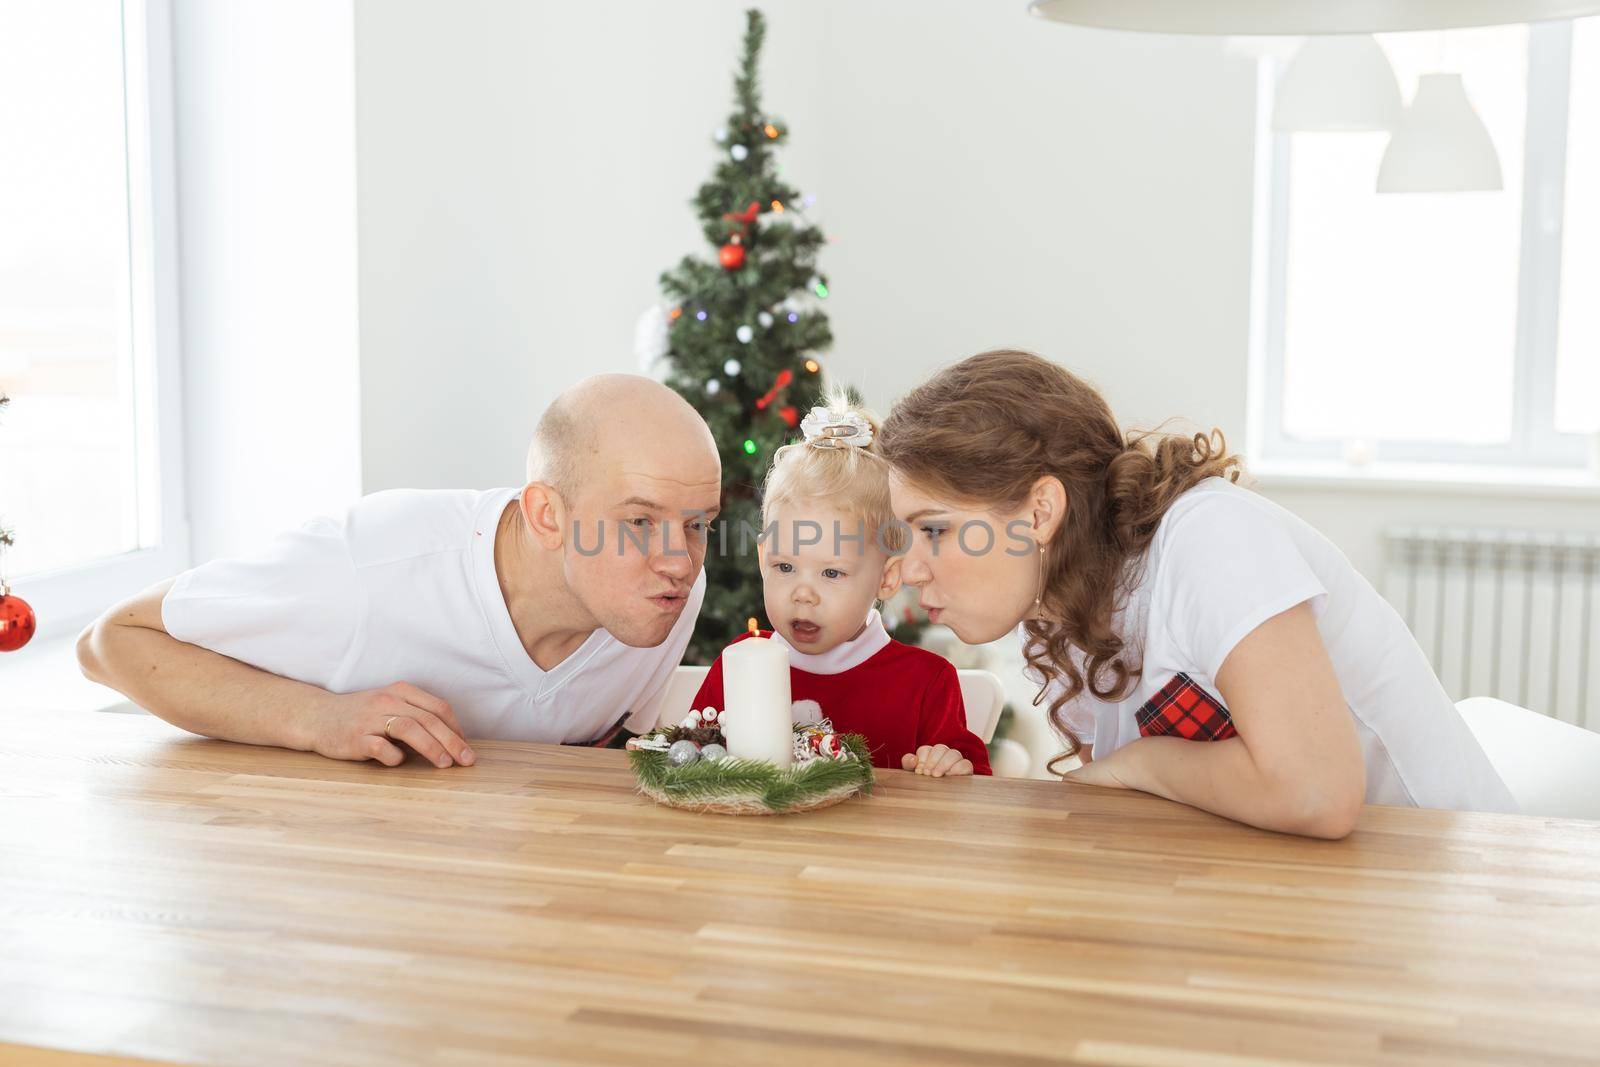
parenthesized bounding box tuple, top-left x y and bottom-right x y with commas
(77, 620, 328, 751)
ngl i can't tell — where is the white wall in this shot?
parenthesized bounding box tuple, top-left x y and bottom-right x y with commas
(173, 0, 363, 561)
(354, 0, 826, 491)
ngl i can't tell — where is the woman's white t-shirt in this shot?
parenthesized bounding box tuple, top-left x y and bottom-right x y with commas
(162, 487, 704, 744)
(1039, 478, 1515, 813)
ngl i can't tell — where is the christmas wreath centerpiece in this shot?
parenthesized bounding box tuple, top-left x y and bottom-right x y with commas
(628, 707, 874, 816)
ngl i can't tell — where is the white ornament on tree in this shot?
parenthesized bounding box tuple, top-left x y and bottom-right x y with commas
(705, 379, 722, 396)
(736, 325, 755, 344)
(757, 311, 774, 328)
(632, 305, 670, 379)
(714, 126, 728, 143)
(723, 358, 742, 376)
(730, 144, 749, 162)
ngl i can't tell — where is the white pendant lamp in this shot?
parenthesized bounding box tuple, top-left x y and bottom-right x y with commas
(1271, 36, 1402, 131)
(1027, 0, 1600, 35)
(1376, 73, 1503, 192)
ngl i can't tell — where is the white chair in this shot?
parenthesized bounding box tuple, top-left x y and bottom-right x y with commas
(957, 668, 1005, 744)
(630, 663, 1007, 744)
(629, 664, 710, 733)
(1456, 697, 1600, 820)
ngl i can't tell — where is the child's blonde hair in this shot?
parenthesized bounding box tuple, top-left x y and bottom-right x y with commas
(762, 389, 903, 552)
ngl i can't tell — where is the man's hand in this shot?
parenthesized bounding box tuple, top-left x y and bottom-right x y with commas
(901, 744, 973, 778)
(309, 682, 475, 768)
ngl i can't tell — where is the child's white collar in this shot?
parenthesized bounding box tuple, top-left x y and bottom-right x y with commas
(770, 608, 890, 675)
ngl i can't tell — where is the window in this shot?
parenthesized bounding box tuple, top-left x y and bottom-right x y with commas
(0, 0, 186, 638)
(1557, 17, 1600, 436)
(1253, 20, 1600, 472)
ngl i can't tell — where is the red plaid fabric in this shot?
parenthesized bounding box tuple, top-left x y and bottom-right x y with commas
(1136, 673, 1237, 741)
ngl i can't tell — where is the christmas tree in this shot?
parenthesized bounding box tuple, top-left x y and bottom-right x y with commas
(649, 8, 832, 662)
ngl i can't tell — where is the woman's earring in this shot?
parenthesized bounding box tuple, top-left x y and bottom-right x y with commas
(1034, 545, 1046, 613)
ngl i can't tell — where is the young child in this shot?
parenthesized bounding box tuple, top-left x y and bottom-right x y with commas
(692, 397, 991, 777)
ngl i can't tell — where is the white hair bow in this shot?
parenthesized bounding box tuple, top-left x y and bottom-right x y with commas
(800, 407, 873, 449)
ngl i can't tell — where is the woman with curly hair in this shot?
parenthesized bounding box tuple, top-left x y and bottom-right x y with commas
(878, 350, 1513, 838)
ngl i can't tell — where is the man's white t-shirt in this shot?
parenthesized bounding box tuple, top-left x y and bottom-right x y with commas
(1039, 478, 1515, 813)
(163, 487, 704, 744)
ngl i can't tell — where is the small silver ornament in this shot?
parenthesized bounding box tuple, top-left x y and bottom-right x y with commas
(667, 739, 701, 767)
(699, 743, 729, 763)
(736, 324, 755, 344)
(730, 144, 749, 162)
(757, 311, 774, 328)
(723, 358, 742, 376)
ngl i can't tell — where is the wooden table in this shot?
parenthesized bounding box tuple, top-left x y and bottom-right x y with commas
(3, 708, 1598, 1066)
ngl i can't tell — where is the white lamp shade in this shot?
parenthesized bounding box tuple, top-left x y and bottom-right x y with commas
(1271, 35, 1402, 131)
(1028, 0, 1600, 35)
(1377, 73, 1504, 192)
(1224, 35, 1307, 62)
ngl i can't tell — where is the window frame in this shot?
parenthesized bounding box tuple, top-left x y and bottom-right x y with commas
(1251, 20, 1589, 472)
(9, 0, 190, 641)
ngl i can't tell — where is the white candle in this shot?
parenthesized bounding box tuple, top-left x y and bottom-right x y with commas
(720, 633, 794, 767)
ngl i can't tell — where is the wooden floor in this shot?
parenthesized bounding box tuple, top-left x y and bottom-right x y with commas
(2, 707, 1598, 1066)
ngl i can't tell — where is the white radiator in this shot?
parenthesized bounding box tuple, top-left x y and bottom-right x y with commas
(1383, 527, 1600, 729)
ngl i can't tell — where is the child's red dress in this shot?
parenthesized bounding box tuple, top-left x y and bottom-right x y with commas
(691, 610, 993, 774)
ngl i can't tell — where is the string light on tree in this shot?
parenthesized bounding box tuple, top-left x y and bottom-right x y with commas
(724, 358, 742, 376)
(757, 311, 774, 328)
(736, 325, 754, 344)
(730, 144, 749, 162)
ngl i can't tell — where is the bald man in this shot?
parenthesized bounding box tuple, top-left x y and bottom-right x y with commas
(77, 375, 722, 767)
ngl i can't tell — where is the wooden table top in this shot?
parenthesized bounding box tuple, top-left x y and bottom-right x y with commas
(2, 708, 1598, 1067)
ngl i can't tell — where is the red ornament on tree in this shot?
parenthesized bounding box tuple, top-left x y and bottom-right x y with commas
(0, 588, 35, 653)
(755, 368, 794, 410)
(777, 405, 799, 428)
(718, 241, 746, 271)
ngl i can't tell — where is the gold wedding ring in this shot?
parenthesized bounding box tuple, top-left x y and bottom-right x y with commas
(383, 715, 399, 739)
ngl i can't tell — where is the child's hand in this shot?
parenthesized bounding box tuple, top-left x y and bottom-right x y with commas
(901, 744, 973, 778)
